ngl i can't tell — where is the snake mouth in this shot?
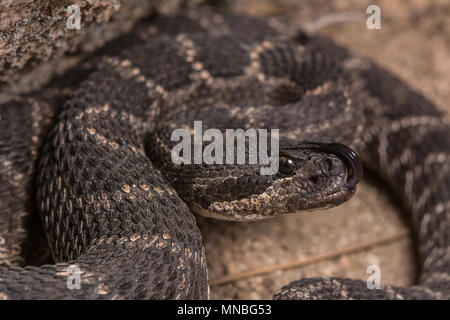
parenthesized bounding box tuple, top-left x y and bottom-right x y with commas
(302, 143, 363, 191)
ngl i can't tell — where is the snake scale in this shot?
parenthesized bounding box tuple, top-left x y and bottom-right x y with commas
(1, 9, 449, 299)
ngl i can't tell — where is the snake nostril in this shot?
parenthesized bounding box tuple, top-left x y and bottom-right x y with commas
(323, 157, 345, 175)
(310, 143, 363, 191)
(299, 143, 363, 190)
(325, 143, 363, 191)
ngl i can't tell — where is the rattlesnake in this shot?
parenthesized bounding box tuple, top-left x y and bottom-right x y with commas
(0, 9, 449, 299)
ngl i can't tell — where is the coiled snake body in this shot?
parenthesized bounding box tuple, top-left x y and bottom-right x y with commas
(0, 10, 449, 299)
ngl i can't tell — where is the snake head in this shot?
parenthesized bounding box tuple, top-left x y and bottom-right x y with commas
(177, 141, 362, 221)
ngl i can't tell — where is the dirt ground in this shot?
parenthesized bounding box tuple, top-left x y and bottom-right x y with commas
(200, 0, 450, 299)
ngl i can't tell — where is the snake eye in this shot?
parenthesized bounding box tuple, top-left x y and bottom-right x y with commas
(279, 157, 296, 175)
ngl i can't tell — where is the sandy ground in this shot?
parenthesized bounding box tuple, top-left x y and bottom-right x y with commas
(200, 0, 450, 299)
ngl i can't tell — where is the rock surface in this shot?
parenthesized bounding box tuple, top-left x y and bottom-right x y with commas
(0, 0, 199, 100)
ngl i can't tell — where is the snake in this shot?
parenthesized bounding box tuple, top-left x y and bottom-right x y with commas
(0, 8, 449, 299)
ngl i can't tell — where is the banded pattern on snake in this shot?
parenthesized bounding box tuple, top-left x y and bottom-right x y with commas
(0, 9, 449, 299)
